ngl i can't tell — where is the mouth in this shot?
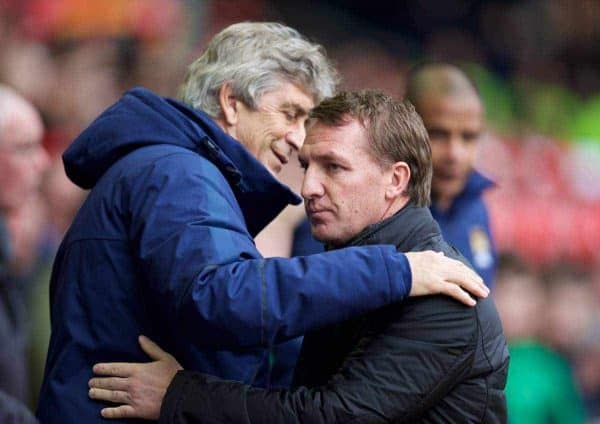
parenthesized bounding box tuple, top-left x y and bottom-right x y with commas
(272, 148, 290, 166)
(435, 167, 464, 181)
(306, 205, 332, 219)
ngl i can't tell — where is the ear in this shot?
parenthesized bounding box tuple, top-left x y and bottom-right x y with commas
(218, 82, 239, 126)
(384, 161, 411, 201)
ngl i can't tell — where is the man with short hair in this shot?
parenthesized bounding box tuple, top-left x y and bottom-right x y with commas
(0, 84, 49, 423)
(38, 24, 486, 422)
(406, 63, 497, 288)
(89, 91, 508, 423)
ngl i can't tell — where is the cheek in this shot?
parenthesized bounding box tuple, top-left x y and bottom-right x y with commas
(340, 180, 381, 221)
(430, 147, 446, 164)
(0, 159, 18, 181)
(464, 145, 478, 163)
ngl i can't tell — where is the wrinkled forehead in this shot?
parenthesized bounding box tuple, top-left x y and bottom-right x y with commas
(256, 79, 316, 110)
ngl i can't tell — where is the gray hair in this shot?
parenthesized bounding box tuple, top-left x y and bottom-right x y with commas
(178, 22, 338, 117)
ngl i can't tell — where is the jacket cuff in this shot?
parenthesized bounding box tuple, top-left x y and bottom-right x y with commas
(382, 247, 412, 302)
(159, 370, 200, 423)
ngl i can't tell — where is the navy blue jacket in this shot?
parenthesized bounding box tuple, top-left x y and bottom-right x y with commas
(36, 88, 414, 423)
(430, 171, 497, 289)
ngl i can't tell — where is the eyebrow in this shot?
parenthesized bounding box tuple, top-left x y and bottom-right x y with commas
(281, 102, 310, 116)
(311, 149, 352, 167)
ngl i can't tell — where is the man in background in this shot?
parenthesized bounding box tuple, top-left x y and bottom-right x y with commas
(0, 84, 49, 423)
(406, 62, 497, 288)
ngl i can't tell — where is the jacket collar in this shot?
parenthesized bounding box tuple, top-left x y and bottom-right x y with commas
(463, 170, 495, 197)
(173, 95, 302, 235)
(344, 202, 442, 251)
(430, 169, 495, 216)
(0, 217, 11, 279)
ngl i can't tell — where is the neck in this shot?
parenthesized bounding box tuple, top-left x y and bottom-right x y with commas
(379, 196, 409, 222)
(213, 116, 229, 134)
(432, 194, 453, 212)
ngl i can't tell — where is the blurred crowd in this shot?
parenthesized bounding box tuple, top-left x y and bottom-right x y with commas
(0, 0, 599, 422)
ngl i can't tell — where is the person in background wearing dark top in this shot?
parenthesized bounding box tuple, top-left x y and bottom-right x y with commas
(405, 62, 497, 289)
(88, 91, 507, 423)
(38, 23, 487, 423)
(0, 84, 49, 423)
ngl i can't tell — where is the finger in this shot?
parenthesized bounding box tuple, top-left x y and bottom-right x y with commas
(442, 283, 476, 307)
(138, 335, 171, 361)
(93, 362, 135, 377)
(88, 377, 128, 391)
(88, 387, 131, 405)
(460, 270, 488, 298)
(445, 263, 488, 298)
(101, 405, 137, 419)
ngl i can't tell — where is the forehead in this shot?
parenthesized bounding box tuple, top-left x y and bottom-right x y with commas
(418, 94, 483, 129)
(301, 120, 369, 157)
(256, 80, 315, 111)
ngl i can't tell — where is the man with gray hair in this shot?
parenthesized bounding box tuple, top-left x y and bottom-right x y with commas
(0, 85, 49, 423)
(37, 23, 487, 422)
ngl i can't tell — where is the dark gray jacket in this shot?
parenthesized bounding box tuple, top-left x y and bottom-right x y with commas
(160, 204, 509, 423)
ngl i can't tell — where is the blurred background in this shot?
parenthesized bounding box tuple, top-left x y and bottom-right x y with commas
(1, 0, 599, 422)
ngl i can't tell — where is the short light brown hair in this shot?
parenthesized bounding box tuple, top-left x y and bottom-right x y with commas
(309, 90, 432, 206)
(405, 62, 481, 112)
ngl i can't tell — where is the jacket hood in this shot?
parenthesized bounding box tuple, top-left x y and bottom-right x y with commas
(63, 87, 300, 235)
(64, 87, 206, 189)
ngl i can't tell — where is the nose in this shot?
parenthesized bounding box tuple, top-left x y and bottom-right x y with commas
(286, 121, 306, 152)
(33, 145, 51, 176)
(446, 137, 465, 161)
(300, 165, 324, 200)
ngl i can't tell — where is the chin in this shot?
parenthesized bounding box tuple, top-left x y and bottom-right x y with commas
(266, 163, 282, 175)
(310, 227, 332, 244)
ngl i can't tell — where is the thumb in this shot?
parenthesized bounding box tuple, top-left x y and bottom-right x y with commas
(138, 335, 171, 361)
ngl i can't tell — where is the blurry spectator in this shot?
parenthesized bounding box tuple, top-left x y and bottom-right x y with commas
(542, 263, 596, 357)
(0, 84, 49, 423)
(406, 62, 497, 289)
(494, 253, 586, 423)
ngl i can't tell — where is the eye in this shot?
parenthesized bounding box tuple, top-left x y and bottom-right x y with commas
(284, 111, 297, 122)
(462, 132, 479, 144)
(327, 163, 342, 173)
(427, 128, 448, 142)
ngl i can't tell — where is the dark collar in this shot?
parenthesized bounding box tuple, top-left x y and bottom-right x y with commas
(432, 170, 495, 210)
(0, 217, 11, 279)
(344, 202, 442, 251)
